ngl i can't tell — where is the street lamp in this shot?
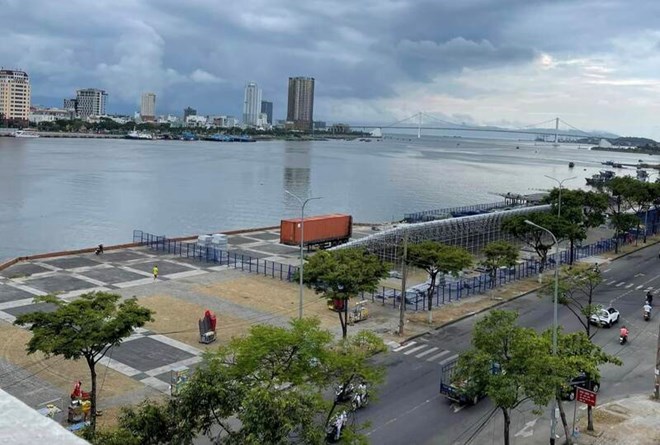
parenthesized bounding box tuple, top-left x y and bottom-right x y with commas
(544, 175, 577, 218)
(285, 190, 322, 320)
(525, 219, 559, 445)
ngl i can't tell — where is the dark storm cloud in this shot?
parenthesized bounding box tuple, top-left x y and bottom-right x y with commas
(2, 0, 660, 123)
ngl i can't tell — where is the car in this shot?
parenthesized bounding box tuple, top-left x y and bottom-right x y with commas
(590, 307, 620, 327)
(562, 373, 600, 401)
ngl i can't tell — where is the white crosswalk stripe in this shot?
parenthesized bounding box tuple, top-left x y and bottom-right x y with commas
(404, 345, 428, 355)
(625, 283, 633, 288)
(439, 354, 459, 367)
(616, 282, 625, 287)
(392, 341, 416, 352)
(426, 350, 451, 362)
(415, 347, 439, 358)
(637, 285, 643, 289)
(606, 280, 617, 285)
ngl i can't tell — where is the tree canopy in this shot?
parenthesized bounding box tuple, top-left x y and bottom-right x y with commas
(502, 212, 568, 271)
(406, 241, 473, 323)
(481, 241, 519, 288)
(14, 292, 153, 432)
(301, 248, 389, 337)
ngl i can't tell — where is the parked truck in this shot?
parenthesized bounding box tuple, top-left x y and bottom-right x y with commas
(280, 214, 353, 248)
(439, 357, 500, 405)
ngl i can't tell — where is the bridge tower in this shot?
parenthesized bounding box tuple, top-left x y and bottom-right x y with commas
(417, 112, 422, 139)
(554, 117, 559, 144)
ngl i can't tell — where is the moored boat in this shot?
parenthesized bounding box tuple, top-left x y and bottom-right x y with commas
(13, 130, 40, 138)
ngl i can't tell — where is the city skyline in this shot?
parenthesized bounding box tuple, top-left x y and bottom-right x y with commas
(5, 2, 660, 137)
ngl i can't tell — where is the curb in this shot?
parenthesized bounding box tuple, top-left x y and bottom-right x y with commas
(393, 239, 660, 347)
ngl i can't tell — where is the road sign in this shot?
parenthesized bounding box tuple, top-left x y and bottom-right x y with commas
(576, 387, 597, 407)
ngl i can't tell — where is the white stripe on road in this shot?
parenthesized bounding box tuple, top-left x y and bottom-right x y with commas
(426, 350, 451, 362)
(607, 280, 617, 285)
(625, 283, 633, 288)
(615, 282, 625, 287)
(404, 345, 428, 355)
(439, 354, 459, 367)
(392, 341, 416, 352)
(603, 268, 611, 273)
(637, 285, 644, 290)
(415, 347, 439, 358)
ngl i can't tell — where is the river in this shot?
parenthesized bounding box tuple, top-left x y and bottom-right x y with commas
(0, 135, 650, 261)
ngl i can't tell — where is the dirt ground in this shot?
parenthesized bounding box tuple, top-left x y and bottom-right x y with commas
(139, 294, 252, 349)
(0, 322, 143, 401)
(193, 276, 339, 331)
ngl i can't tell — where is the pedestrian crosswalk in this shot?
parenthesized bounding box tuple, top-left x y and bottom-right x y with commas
(603, 280, 656, 293)
(391, 341, 457, 365)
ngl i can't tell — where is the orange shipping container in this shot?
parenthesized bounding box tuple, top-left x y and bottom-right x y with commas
(280, 214, 353, 247)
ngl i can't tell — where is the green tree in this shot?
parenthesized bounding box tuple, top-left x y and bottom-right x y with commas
(481, 241, 519, 289)
(406, 241, 472, 324)
(604, 177, 643, 252)
(301, 248, 389, 338)
(169, 318, 384, 444)
(13, 292, 153, 432)
(545, 189, 608, 263)
(502, 212, 567, 272)
(455, 310, 559, 445)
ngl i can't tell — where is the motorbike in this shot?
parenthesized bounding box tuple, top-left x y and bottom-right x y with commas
(644, 309, 651, 321)
(350, 385, 369, 410)
(94, 244, 104, 255)
(619, 334, 628, 345)
(334, 383, 355, 403)
(326, 411, 348, 443)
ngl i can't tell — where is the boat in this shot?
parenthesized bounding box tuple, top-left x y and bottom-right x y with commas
(637, 169, 649, 181)
(13, 130, 40, 138)
(125, 130, 154, 140)
(180, 131, 198, 141)
(586, 170, 615, 186)
(568, 162, 575, 168)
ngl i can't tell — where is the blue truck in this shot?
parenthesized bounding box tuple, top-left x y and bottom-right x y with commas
(439, 358, 500, 405)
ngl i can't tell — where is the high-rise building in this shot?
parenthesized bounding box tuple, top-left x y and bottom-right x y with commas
(75, 88, 107, 117)
(243, 82, 262, 126)
(140, 93, 156, 121)
(0, 70, 31, 121)
(183, 107, 197, 121)
(63, 98, 77, 112)
(260, 100, 273, 125)
(287, 77, 315, 131)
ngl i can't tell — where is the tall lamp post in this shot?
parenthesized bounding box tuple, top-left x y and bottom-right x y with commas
(285, 190, 322, 320)
(544, 175, 577, 218)
(525, 219, 559, 445)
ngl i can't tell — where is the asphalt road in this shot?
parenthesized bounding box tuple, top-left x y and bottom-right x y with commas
(359, 244, 660, 445)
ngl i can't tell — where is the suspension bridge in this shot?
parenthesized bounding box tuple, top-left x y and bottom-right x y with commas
(350, 112, 608, 141)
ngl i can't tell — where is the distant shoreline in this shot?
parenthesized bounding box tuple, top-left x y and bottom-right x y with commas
(591, 146, 659, 155)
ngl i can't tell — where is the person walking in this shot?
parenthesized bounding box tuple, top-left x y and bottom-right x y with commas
(153, 264, 159, 280)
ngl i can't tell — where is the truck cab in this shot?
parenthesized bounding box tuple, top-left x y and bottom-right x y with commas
(439, 359, 500, 405)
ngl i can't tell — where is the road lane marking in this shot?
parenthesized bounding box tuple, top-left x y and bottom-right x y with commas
(603, 268, 611, 273)
(607, 280, 617, 285)
(615, 282, 625, 287)
(404, 345, 428, 355)
(415, 347, 439, 358)
(514, 418, 538, 438)
(392, 341, 416, 352)
(625, 283, 633, 288)
(439, 354, 459, 366)
(427, 350, 451, 362)
(637, 285, 643, 289)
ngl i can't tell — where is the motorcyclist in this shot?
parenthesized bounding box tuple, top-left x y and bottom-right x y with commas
(353, 382, 367, 408)
(644, 302, 652, 316)
(619, 325, 629, 339)
(334, 411, 348, 440)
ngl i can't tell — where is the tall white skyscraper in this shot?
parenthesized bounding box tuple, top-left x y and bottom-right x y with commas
(0, 70, 30, 121)
(243, 82, 262, 126)
(140, 93, 156, 121)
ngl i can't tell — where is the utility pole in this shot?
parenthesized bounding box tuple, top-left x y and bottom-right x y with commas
(655, 322, 660, 399)
(398, 231, 408, 336)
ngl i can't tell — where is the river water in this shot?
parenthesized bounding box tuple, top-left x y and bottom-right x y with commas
(0, 135, 650, 261)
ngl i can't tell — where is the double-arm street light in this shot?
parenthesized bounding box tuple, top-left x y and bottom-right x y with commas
(524, 219, 559, 445)
(285, 190, 322, 320)
(544, 175, 577, 218)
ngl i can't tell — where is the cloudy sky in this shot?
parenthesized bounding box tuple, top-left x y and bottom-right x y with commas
(3, 0, 660, 138)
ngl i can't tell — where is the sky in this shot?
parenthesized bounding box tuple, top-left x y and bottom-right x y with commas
(3, 0, 660, 138)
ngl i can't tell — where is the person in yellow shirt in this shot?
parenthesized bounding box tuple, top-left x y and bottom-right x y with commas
(153, 265, 159, 280)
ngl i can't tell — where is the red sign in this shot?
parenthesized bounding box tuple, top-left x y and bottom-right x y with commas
(576, 387, 597, 407)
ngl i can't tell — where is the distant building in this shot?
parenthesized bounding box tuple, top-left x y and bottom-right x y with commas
(75, 88, 107, 118)
(185, 115, 207, 127)
(243, 82, 262, 126)
(29, 107, 73, 123)
(287, 77, 315, 131)
(313, 121, 326, 130)
(140, 92, 156, 121)
(260, 100, 273, 124)
(183, 107, 197, 121)
(0, 69, 31, 121)
(63, 98, 77, 112)
(330, 123, 350, 134)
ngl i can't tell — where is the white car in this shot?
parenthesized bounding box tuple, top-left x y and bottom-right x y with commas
(590, 307, 620, 327)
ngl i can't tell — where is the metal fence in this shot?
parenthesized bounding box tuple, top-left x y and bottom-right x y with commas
(132, 228, 630, 313)
(132, 230, 300, 281)
(403, 200, 515, 223)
